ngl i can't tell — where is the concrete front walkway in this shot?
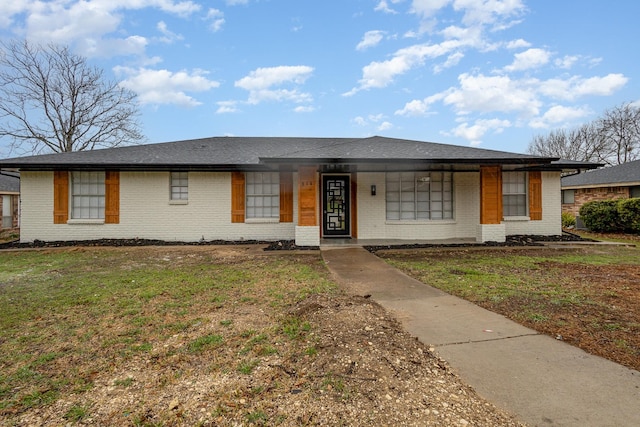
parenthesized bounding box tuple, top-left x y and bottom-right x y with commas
(321, 247, 640, 427)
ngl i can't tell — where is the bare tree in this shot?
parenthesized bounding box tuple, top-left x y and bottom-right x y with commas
(597, 102, 640, 165)
(0, 39, 144, 154)
(528, 123, 608, 163)
(528, 102, 640, 165)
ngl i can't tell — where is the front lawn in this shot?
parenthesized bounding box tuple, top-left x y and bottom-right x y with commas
(379, 243, 640, 371)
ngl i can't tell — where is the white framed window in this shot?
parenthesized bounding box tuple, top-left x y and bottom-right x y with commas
(503, 171, 527, 217)
(170, 172, 188, 201)
(386, 172, 453, 220)
(246, 172, 279, 219)
(71, 171, 105, 219)
(2, 195, 12, 228)
(562, 189, 575, 204)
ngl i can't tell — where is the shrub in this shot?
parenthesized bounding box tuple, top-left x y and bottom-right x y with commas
(561, 212, 576, 228)
(617, 198, 640, 233)
(579, 200, 621, 232)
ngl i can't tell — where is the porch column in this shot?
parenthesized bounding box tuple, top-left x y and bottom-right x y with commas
(295, 165, 320, 246)
(477, 165, 506, 242)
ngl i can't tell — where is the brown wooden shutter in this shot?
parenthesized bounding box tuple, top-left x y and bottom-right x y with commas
(528, 171, 542, 221)
(231, 172, 246, 223)
(480, 166, 502, 224)
(53, 171, 69, 224)
(298, 166, 317, 226)
(279, 171, 293, 223)
(105, 171, 120, 224)
(350, 174, 358, 238)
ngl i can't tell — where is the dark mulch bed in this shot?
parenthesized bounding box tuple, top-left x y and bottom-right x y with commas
(0, 233, 589, 252)
(363, 233, 590, 253)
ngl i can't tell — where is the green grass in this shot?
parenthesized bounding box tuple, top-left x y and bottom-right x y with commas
(0, 248, 337, 419)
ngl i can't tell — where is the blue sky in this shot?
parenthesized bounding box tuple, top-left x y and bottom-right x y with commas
(1, 0, 638, 157)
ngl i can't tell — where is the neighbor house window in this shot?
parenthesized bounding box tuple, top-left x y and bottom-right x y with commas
(71, 171, 105, 219)
(562, 189, 575, 204)
(502, 171, 527, 217)
(246, 172, 279, 219)
(386, 172, 453, 220)
(170, 172, 188, 201)
(2, 195, 12, 228)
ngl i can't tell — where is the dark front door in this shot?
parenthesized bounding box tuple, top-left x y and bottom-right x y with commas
(322, 175, 350, 236)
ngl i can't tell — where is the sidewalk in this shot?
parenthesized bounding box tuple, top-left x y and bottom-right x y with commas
(321, 247, 640, 427)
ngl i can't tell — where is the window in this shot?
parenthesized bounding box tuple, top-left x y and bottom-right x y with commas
(71, 171, 105, 219)
(562, 189, 575, 204)
(170, 172, 188, 200)
(246, 172, 279, 219)
(2, 195, 11, 228)
(502, 171, 527, 216)
(386, 172, 453, 220)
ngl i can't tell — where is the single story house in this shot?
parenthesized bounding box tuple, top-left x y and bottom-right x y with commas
(0, 136, 597, 246)
(561, 159, 640, 216)
(0, 170, 19, 230)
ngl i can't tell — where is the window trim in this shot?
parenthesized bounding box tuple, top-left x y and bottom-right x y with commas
(70, 171, 106, 220)
(502, 171, 528, 218)
(245, 171, 280, 220)
(170, 171, 189, 203)
(385, 171, 454, 221)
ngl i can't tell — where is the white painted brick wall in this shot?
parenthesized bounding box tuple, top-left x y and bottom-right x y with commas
(19, 170, 562, 243)
(20, 171, 296, 243)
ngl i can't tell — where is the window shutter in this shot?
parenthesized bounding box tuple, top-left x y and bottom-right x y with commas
(529, 171, 542, 220)
(350, 174, 358, 238)
(279, 171, 293, 223)
(298, 166, 317, 226)
(480, 166, 502, 224)
(105, 171, 120, 224)
(53, 171, 69, 224)
(231, 172, 245, 223)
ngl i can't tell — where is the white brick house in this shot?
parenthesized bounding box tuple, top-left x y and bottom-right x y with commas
(0, 136, 595, 245)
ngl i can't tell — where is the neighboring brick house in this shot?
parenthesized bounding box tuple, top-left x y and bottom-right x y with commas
(0, 171, 20, 229)
(0, 136, 597, 245)
(561, 159, 640, 216)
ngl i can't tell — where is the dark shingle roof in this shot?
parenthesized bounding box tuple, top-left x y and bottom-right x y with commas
(0, 135, 573, 171)
(0, 171, 20, 192)
(562, 159, 640, 188)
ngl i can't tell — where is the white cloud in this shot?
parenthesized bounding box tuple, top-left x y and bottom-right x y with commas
(395, 92, 445, 116)
(375, 1, 402, 14)
(528, 105, 591, 129)
(378, 121, 394, 131)
(538, 73, 628, 101)
(235, 65, 314, 105)
(504, 48, 550, 72)
(453, 0, 526, 27)
(344, 39, 466, 95)
(353, 116, 368, 126)
(227, 0, 249, 5)
(157, 21, 184, 43)
(356, 30, 386, 51)
(294, 105, 315, 113)
(216, 100, 240, 114)
(555, 55, 579, 69)
(443, 73, 541, 117)
(451, 118, 511, 146)
(434, 51, 464, 73)
(505, 38, 531, 49)
(206, 9, 225, 32)
(115, 66, 220, 107)
(10, 0, 201, 57)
